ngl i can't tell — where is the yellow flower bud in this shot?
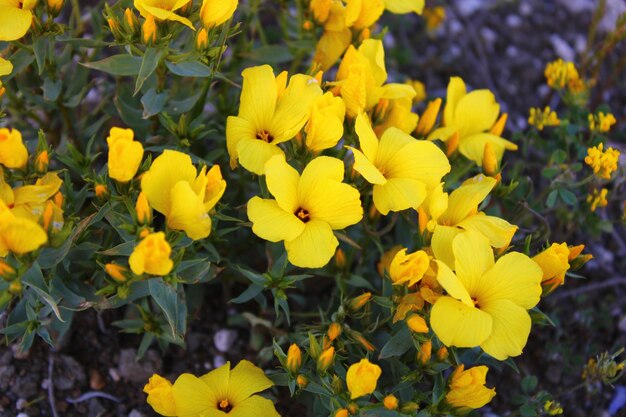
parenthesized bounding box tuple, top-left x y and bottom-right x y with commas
(105, 263, 129, 283)
(482, 141, 499, 177)
(95, 184, 109, 200)
(142, 15, 158, 45)
(446, 131, 459, 157)
(417, 340, 432, 364)
(0, 128, 28, 169)
(296, 374, 308, 388)
(200, 0, 238, 27)
(354, 333, 376, 352)
(42, 200, 55, 232)
(348, 292, 372, 312)
(445, 365, 496, 410)
(383, 394, 399, 410)
(399, 402, 420, 413)
(490, 113, 508, 136)
(138, 227, 150, 239)
(406, 314, 429, 333)
(35, 150, 49, 174)
(334, 409, 348, 417)
(533, 243, 570, 293)
(327, 322, 342, 342)
(47, 0, 64, 14)
(108, 17, 124, 40)
(53, 191, 64, 208)
(316, 347, 335, 373)
(196, 28, 209, 51)
(144, 374, 177, 417)
(0, 86, 5, 99)
(302, 20, 313, 30)
(9, 280, 22, 295)
(389, 249, 429, 286)
(22, 0, 38, 10)
(437, 346, 449, 361)
(136, 191, 152, 225)
(129, 232, 173, 276)
(347, 402, 359, 415)
(107, 127, 144, 183)
(124, 8, 140, 36)
(0, 260, 17, 281)
(346, 358, 382, 399)
(286, 344, 302, 374)
(415, 98, 441, 136)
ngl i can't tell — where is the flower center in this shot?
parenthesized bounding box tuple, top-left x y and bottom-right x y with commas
(218, 399, 232, 413)
(256, 130, 274, 143)
(295, 207, 310, 223)
(472, 297, 480, 308)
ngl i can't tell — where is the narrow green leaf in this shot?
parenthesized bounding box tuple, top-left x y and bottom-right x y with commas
(135, 47, 163, 95)
(81, 54, 143, 76)
(379, 326, 413, 359)
(165, 60, 212, 77)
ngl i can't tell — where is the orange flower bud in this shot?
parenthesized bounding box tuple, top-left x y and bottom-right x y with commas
(437, 346, 449, 361)
(348, 292, 372, 312)
(105, 263, 129, 282)
(317, 347, 335, 373)
(415, 98, 442, 136)
(95, 184, 108, 200)
(417, 340, 432, 364)
(334, 409, 348, 417)
(53, 191, 64, 208)
(196, 28, 209, 51)
(406, 314, 429, 333)
(124, 8, 140, 36)
(0, 260, 17, 281)
(334, 248, 346, 269)
(47, 0, 64, 14)
(490, 113, 508, 136)
(142, 15, 158, 45)
(384, 394, 399, 410)
(296, 374, 309, 388)
(42, 200, 55, 232)
(286, 344, 302, 374)
(327, 322, 342, 342)
(354, 333, 376, 352)
(35, 150, 49, 173)
(446, 131, 459, 156)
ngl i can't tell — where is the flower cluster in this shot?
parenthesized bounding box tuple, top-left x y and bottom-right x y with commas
(528, 106, 560, 130)
(584, 143, 620, 180)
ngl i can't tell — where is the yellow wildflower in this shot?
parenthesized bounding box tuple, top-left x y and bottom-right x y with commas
(430, 231, 542, 360)
(144, 375, 176, 416)
(543, 400, 564, 415)
(2, 172, 63, 225)
(349, 113, 450, 215)
(199, 0, 238, 27)
(314, 27, 352, 71)
(407, 79, 426, 103)
(389, 248, 430, 286)
(544, 58, 579, 90)
(588, 112, 617, 133)
(587, 188, 608, 212)
(0, 128, 28, 169)
(429, 77, 517, 166)
(141, 150, 226, 240)
(532, 243, 570, 292)
(129, 232, 173, 276)
(384, 0, 424, 14)
(445, 364, 496, 410)
(528, 106, 560, 130)
(317, 347, 335, 372)
(0, 200, 48, 256)
(423, 6, 446, 31)
(0, 0, 35, 41)
(304, 92, 346, 152)
(226, 65, 322, 174)
(346, 358, 382, 399)
(383, 394, 399, 410)
(107, 127, 144, 183)
(134, 0, 194, 29)
(247, 155, 362, 268)
(584, 143, 620, 180)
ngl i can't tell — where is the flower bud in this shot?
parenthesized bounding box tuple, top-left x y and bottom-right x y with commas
(35, 150, 49, 174)
(415, 98, 441, 136)
(22, 0, 38, 10)
(94, 184, 109, 200)
(47, 0, 64, 15)
(346, 358, 381, 399)
(142, 15, 158, 45)
(399, 402, 420, 413)
(0, 128, 28, 169)
(9, 280, 22, 295)
(286, 344, 302, 374)
(42, 200, 55, 232)
(0, 260, 17, 281)
(482, 142, 499, 177)
(406, 314, 429, 333)
(331, 374, 343, 394)
(105, 263, 130, 283)
(383, 394, 399, 410)
(354, 333, 376, 352)
(107, 127, 143, 183)
(53, 191, 64, 208)
(316, 347, 335, 373)
(303, 20, 313, 30)
(346, 403, 359, 415)
(136, 191, 152, 225)
(327, 322, 342, 342)
(348, 292, 372, 312)
(107, 17, 124, 41)
(437, 346, 449, 361)
(417, 340, 432, 364)
(308, 332, 322, 359)
(296, 374, 308, 388)
(196, 28, 209, 51)
(334, 409, 348, 417)
(124, 8, 140, 37)
(446, 131, 459, 157)
(334, 248, 346, 269)
(490, 113, 508, 136)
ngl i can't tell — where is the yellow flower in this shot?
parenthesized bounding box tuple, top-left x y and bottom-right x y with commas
(406, 314, 429, 333)
(2, 172, 63, 224)
(588, 112, 617, 133)
(286, 344, 302, 374)
(346, 358, 382, 399)
(105, 263, 130, 283)
(374, 97, 419, 136)
(532, 243, 570, 292)
(129, 232, 173, 276)
(389, 248, 430, 286)
(587, 188, 608, 212)
(314, 28, 352, 71)
(445, 364, 496, 410)
(107, 127, 144, 183)
(528, 106, 560, 130)
(428, 77, 518, 166)
(349, 113, 450, 215)
(407, 79, 426, 103)
(135, 191, 152, 225)
(247, 155, 362, 268)
(544, 58, 579, 90)
(584, 143, 620, 180)
(0, 199, 47, 256)
(423, 175, 517, 269)
(317, 346, 335, 372)
(423, 6, 446, 31)
(304, 92, 346, 152)
(0, 58, 12, 93)
(430, 231, 542, 360)
(415, 98, 442, 137)
(144, 374, 176, 416)
(142, 14, 158, 44)
(0, 0, 34, 41)
(47, 0, 64, 14)
(133, 0, 193, 29)
(226, 65, 322, 174)
(0, 128, 28, 169)
(334, 408, 349, 417)
(200, 0, 237, 27)
(383, 394, 399, 410)
(384, 0, 424, 14)
(141, 150, 226, 240)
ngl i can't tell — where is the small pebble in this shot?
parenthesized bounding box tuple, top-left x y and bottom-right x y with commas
(214, 329, 237, 353)
(214, 355, 226, 368)
(89, 369, 106, 390)
(16, 398, 28, 410)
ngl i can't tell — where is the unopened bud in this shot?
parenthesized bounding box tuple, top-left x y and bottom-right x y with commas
(105, 263, 129, 282)
(327, 322, 342, 342)
(196, 28, 209, 51)
(334, 409, 348, 417)
(406, 314, 429, 333)
(348, 292, 372, 312)
(417, 340, 432, 364)
(95, 184, 109, 200)
(136, 191, 152, 225)
(286, 344, 302, 374)
(303, 20, 313, 30)
(47, 0, 64, 15)
(436, 346, 449, 361)
(107, 17, 124, 41)
(482, 142, 499, 177)
(384, 394, 399, 410)
(415, 98, 442, 136)
(42, 200, 55, 232)
(142, 15, 158, 45)
(0, 260, 17, 281)
(347, 403, 359, 415)
(296, 374, 308, 388)
(124, 8, 140, 36)
(399, 401, 419, 414)
(353, 332, 376, 352)
(316, 347, 335, 373)
(35, 150, 49, 173)
(334, 248, 346, 269)
(9, 280, 22, 295)
(490, 113, 508, 136)
(446, 131, 459, 156)
(53, 191, 64, 208)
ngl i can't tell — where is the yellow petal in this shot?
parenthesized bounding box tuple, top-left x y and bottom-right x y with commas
(172, 374, 218, 417)
(355, 112, 379, 161)
(230, 395, 280, 417)
(454, 90, 500, 137)
(13, 172, 63, 206)
(431, 225, 462, 268)
(265, 154, 300, 212)
(430, 295, 492, 347)
(199, 362, 230, 406)
(348, 146, 386, 185)
(0, 217, 47, 255)
(199, 0, 238, 27)
(452, 230, 494, 295)
(238, 65, 277, 132)
(478, 252, 542, 310)
(372, 178, 426, 215)
(427, 126, 458, 142)
(358, 39, 387, 86)
(457, 213, 517, 249)
(443, 77, 466, 126)
(226, 115, 256, 167)
(305, 92, 346, 151)
(247, 197, 305, 242)
(458, 133, 518, 166)
(479, 299, 531, 360)
(440, 175, 496, 226)
(314, 28, 352, 71)
(167, 181, 212, 240)
(270, 74, 322, 143)
(284, 219, 338, 268)
(0, 6, 32, 41)
(141, 150, 197, 215)
(236, 137, 285, 175)
(134, 0, 194, 29)
(384, 0, 424, 14)
(227, 360, 274, 404)
(0, 57, 13, 76)
(203, 165, 227, 211)
(297, 156, 343, 200)
(434, 260, 472, 306)
(380, 83, 417, 100)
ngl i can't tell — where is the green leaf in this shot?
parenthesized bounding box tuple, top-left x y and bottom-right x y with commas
(546, 189, 558, 208)
(149, 278, 186, 339)
(33, 36, 49, 75)
(379, 326, 413, 359)
(141, 88, 168, 119)
(43, 77, 62, 101)
(521, 375, 538, 393)
(135, 47, 164, 95)
(231, 284, 264, 304)
(242, 45, 293, 63)
(81, 54, 143, 76)
(21, 264, 65, 323)
(165, 60, 212, 77)
(558, 188, 577, 206)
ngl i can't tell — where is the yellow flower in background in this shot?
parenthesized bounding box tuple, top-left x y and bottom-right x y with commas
(107, 127, 144, 183)
(168, 361, 278, 417)
(226, 65, 322, 174)
(587, 188, 608, 212)
(304, 92, 346, 152)
(345, 0, 385, 29)
(415, 98, 442, 137)
(247, 155, 362, 268)
(422, 175, 517, 269)
(0, 58, 12, 93)
(544, 58, 579, 90)
(134, 0, 193, 29)
(129, 232, 173, 276)
(532, 243, 571, 292)
(0, 128, 28, 169)
(200, 0, 237, 27)
(144, 375, 176, 417)
(423, 6, 446, 31)
(374, 97, 419, 136)
(384, 0, 424, 14)
(314, 27, 353, 71)
(528, 106, 560, 130)
(431, 231, 542, 360)
(428, 77, 517, 166)
(2, 172, 63, 226)
(588, 112, 617, 133)
(584, 143, 620, 180)
(141, 150, 226, 240)
(407, 79, 426, 103)
(389, 248, 430, 286)
(349, 113, 450, 215)
(445, 364, 496, 410)
(0, 200, 48, 256)
(0, 0, 34, 41)
(346, 358, 382, 399)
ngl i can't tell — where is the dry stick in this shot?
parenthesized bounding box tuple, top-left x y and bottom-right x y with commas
(48, 353, 60, 417)
(551, 277, 626, 301)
